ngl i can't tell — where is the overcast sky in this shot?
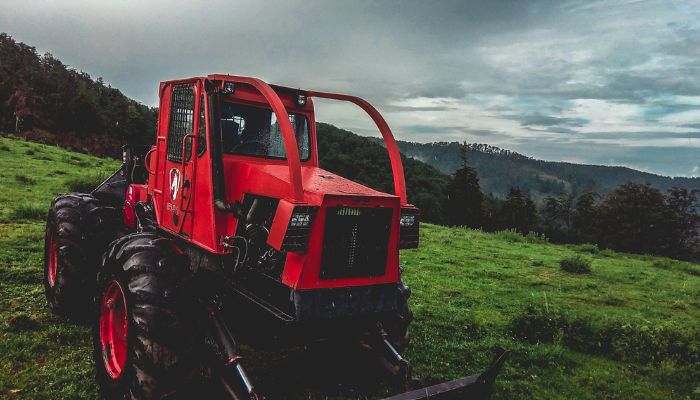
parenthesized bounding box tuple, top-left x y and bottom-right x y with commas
(2, 0, 699, 176)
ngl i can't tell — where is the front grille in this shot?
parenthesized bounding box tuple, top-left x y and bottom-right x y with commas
(320, 206, 393, 280)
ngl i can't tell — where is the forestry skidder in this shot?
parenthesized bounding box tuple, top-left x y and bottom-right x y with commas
(43, 75, 507, 399)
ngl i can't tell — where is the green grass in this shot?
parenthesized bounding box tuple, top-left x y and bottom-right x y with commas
(0, 136, 698, 399)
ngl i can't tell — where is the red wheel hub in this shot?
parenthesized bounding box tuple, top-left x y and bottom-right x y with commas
(99, 280, 129, 379)
(47, 229, 58, 287)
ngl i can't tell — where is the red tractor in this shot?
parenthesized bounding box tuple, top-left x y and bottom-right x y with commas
(43, 75, 506, 399)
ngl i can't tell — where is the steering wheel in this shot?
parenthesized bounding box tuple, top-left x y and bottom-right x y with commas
(231, 140, 266, 154)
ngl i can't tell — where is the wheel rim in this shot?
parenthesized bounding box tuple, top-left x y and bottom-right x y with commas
(99, 280, 129, 380)
(47, 228, 58, 287)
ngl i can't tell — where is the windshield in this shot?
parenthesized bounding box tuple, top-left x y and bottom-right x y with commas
(220, 101, 310, 160)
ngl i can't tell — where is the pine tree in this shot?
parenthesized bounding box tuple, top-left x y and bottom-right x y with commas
(499, 187, 537, 233)
(445, 142, 484, 227)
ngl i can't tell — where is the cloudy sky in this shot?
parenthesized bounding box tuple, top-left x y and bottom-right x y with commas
(2, 0, 699, 176)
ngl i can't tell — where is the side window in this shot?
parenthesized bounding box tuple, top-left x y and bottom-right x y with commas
(197, 94, 207, 156)
(166, 84, 195, 163)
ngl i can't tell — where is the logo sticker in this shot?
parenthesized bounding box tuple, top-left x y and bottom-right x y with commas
(169, 168, 181, 201)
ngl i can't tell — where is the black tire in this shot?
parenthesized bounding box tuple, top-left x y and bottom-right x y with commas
(44, 192, 120, 319)
(382, 279, 413, 352)
(93, 232, 202, 399)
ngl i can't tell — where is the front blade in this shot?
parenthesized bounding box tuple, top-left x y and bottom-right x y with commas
(381, 348, 509, 400)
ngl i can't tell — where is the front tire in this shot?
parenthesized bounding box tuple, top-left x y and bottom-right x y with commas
(94, 233, 202, 399)
(44, 193, 120, 319)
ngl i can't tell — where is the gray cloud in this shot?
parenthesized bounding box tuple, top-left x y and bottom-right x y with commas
(0, 0, 698, 176)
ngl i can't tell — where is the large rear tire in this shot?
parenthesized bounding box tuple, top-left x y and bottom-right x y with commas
(94, 232, 202, 399)
(44, 192, 120, 320)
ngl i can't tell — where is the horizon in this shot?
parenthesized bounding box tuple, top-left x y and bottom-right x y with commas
(1, 0, 699, 177)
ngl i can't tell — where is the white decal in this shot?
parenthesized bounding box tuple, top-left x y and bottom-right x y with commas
(169, 168, 181, 201)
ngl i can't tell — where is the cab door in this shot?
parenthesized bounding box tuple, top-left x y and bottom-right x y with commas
(159, 82, 201, 237)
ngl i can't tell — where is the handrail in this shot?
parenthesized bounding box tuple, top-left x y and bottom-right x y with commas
(208, 74, 304, 202)
(306, 91, 407, 204)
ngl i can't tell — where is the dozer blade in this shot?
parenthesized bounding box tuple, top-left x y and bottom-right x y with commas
(380, 348, 509, 400)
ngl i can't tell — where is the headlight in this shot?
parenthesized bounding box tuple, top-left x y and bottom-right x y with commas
(400, 214, 416, 227)
(399, 208, 420, 249)
(290, 212, 311, 228)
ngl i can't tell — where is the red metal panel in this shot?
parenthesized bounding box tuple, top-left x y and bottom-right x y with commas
(267, 198, 296, 251)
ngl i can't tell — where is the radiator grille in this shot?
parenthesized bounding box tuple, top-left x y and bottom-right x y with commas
(320, 206, 392, 280)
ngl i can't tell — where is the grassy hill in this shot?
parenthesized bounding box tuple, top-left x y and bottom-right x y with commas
(0, 135, 699, 399)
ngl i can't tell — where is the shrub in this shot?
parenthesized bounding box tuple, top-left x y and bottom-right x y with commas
(575, 243, 599, 254)
(15, 174, 36, 185)
(511, 305, 562, 344)
(63, 173, 108, 193)
(651, 260, 673, 270)
(525, 231, 548, 243)
(560, 255, 592, 274)
(511, 306, 700, 366)
(11, 203, 46, 220)
(494, 229, 524, 243)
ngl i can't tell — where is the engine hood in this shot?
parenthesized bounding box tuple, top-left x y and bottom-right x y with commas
(222, 159, 398, 205)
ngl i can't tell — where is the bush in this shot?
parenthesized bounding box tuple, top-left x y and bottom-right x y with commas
(525, 231, 548, 243)
(63, 173, 108, 193)
(511, 305, 562, 344)
(560, 255, 592, 274)
(511, 305, 700, 366)
(575, 243, 599, 254)
(651, 259, 673, 270)
(11, 203, 46, 220)
(15, 174, 36, 185)
(493, 229, 525, 243)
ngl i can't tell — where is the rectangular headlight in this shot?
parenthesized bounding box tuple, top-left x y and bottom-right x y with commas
(399, 207, 420, 249)
(290, 212, 311, 228)
(400, 214, 416, 227)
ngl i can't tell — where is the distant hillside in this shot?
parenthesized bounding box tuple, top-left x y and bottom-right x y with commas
(372, 139, 700, 200)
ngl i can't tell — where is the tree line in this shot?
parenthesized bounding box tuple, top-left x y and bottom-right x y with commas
(446, 142, 700, 261)
(0, 33, 156, 156)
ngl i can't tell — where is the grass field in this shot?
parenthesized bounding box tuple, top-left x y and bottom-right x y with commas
(0, 135, 699, 399)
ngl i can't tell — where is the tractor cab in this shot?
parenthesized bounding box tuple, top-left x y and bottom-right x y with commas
(134, 75, 420, 320)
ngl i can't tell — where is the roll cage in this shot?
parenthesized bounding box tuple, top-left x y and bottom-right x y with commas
(206, 74, 408, 204)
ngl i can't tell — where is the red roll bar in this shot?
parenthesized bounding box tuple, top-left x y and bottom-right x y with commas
(307, 91, 408, 204)
(208, 75, 408, 205)
(208, 74, 305, 202)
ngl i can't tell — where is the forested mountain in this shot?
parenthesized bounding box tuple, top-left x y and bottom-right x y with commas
(0, 33, 156, 157)
(380, 140, 700, 201)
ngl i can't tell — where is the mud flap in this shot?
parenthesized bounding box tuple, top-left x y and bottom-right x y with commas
(380, 348, 509, 400)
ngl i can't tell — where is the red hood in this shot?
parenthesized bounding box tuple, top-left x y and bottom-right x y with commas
(223, 159, 397, 205)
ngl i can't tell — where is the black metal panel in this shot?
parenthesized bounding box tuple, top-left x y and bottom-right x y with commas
(166, 84, 195, 163)
(292, 283, 398, 321)
(320, 206, 392, 280)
